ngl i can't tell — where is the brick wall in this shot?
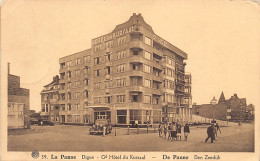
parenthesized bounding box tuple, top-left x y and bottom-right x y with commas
(8, 74, 20, 92)
(192, 104, 228, 120)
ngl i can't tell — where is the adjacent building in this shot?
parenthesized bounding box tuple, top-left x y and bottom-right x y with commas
(8, 63, 30, 129)
(41, 13, 192, 125)
(192, 92, 254, 122)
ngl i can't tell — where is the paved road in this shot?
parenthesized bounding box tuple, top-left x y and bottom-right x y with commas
(8, 123, 254, 152)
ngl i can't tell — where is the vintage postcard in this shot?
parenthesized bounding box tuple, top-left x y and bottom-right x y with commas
(1, 0, 259, 161)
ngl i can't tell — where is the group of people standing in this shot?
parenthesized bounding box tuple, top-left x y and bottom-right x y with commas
(158, 122, 190, 141)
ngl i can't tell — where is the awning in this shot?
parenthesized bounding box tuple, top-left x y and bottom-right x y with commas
(87, 105, 110, 110)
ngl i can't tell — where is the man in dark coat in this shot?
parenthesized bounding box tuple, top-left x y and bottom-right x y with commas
(184, 123, 190, 141)
(205, 124, 214, 143)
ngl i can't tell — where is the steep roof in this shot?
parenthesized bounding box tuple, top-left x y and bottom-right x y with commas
(218, 91, 226, 103)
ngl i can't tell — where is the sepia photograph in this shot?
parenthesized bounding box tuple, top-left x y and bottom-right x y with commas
(1, 0, 259, 161)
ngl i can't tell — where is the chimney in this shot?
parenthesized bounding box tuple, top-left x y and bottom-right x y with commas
(8, 63, 10, 74)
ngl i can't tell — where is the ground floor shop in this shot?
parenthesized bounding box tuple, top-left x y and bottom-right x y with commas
(55, 105, 192, 125)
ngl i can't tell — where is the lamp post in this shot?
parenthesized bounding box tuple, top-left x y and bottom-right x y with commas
(210, 97, 217, 121)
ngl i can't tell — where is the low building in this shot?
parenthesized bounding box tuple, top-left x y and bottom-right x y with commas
(192, 92, 254, 122)
(40, 75, 61, 123)
(8, 63, 30, 129)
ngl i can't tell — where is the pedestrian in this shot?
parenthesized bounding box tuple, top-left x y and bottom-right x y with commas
(184, 123, 190, 141)
(205, 124, 214, 143)
(215, 123, 221, 136)
(158, 122, 162, 137)
(177, 124, 182, 141)
(171, 122, 177, 141)
(168, 123, 172, 140)
(103, 125, 106, 137)
(163, 122, 168, 139)
(213, 124, 216, 140)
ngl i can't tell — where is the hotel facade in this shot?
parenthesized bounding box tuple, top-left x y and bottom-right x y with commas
(40, 14, 192, 125)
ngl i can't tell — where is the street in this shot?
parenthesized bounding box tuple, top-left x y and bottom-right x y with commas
(8, 122, 254, 152)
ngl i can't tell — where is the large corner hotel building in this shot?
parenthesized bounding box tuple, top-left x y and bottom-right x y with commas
(40, 14, 192, 125)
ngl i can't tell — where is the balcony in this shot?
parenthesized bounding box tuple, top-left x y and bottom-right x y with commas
(40, 112, 50, 116)
(176, 79, 185, 85)
(152, 75, 163, 83)
(84, 98, 88, 102)
(105, 61, 112, 66)
(59, 79, 66, 83)
(128, 55, 143, 64)
(128, 86, 144, 92)
(50, 99, 59, 104)
(184, 93, 191, 97)
(59, 68, 67, 73)
(175, 89, 184, 95)
(84, 86, 89, 90)
(105, 74, 112, 80)
(128, 70, 143, 77)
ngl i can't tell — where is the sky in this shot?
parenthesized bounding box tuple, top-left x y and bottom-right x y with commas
(2, 0, 260, 112)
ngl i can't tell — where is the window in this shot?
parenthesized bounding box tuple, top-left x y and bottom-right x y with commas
(105, 96, 112, 103)
(116, 78, 126, 87)
(133, 64, 138, 70)
(105, 54, 111, 62)
(133, 50, 139, 55)
(106, 66, 111, 74)
(130, 110, 142, 124)
(94, 82, 101, 89)
(94, 97, 101, 104)
(144, 79, 152, 88)
(167, 57, 175, 66)
(144, 64, 152, 73)
(60, 73, 65, 79)
(94, 44, 103, 52)
(67, 61, 72, 67)
(144, 95, 151, 104)
(68, 92, 72, 99)
(61, 83, 65, 90)
(84, 56, 90, 63)
(84, 67, 89, 75)
(94, 69, 101, 76)
(131, 95, 138, 102)
(61, 93, 65, 100)
(117, 110, 127, 124)
(84, 79, 89, 86)
(132, 77, 138, 86)
(105, 40, 113, 48)
(84, 90, 88, 98)
(144, 36, 152, 46)
(105, 81, 113, 88)
(154, 70, 159, 76)
(94, 57, 100, 65)
(144, 51, 152, 60)
(67, 71, 72, 78)
(117, 50, 126, 59)
(61, 104, 65, 111)
(75, 92, 80, 99)
(117, 95, 125, 103)
(75, 81, 80, 87)
(155, 97, 159, 104)
(117, 36, 127, 45)
(75, 58, 81, 65)
(75, 104, 80, 110)
(75, 70, 80, 76)
(117, 64, 126, 72)
(68, 104, 72, 111)
(75, 115, 80, 123)
(60, 62, 65, 69)
(45, 104, 49, 112)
